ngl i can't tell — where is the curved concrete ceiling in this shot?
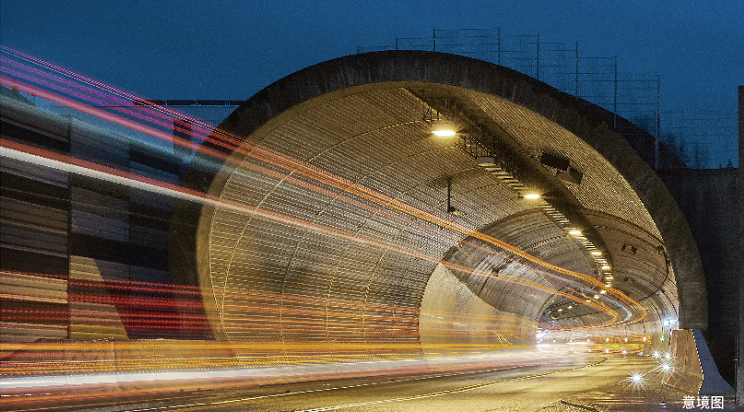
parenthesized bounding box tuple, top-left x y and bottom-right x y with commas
(180, 51, 705, 356)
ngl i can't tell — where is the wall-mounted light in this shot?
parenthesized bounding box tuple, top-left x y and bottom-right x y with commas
(568, 229, 582, 236)
(523, 193, 541, 200)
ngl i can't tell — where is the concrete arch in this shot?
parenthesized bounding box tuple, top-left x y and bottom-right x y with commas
(177, 51, 706, 351)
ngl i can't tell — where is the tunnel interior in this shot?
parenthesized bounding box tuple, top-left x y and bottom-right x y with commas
(187, 67, 696, 361)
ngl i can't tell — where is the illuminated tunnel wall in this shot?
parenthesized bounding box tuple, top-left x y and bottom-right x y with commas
(172, 51, 707, 359)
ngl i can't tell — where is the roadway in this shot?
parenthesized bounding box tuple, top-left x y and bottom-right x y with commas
(155, 356, 690, 412)
(7, 351, 721, 412)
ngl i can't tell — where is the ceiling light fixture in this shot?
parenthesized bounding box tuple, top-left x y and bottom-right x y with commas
(431, 120, 457, 137)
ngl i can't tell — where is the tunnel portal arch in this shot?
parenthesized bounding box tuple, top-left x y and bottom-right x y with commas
(179, 51, 706, 354)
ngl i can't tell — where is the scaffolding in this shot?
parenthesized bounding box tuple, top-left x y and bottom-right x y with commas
(358, 28, 738, 169)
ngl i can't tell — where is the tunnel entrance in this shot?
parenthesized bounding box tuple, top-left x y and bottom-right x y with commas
(181, 51, 705, 361)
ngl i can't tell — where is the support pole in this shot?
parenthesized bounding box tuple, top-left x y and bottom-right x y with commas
(655, 73, 661, 170)
(575, 41, 579, 99)
(536, 34, 540, 81)
(497, 27, 501, 66)
(737, 85, 744, 406)
(613, 56, 618, 130)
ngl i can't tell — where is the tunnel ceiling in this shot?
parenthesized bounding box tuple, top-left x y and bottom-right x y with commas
(188, 52, 704, 345)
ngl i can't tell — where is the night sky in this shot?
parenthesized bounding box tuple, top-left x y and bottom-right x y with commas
(1, 0, 742, 163)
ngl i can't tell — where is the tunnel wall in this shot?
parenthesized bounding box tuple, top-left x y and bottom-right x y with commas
(663, 329, 703, 394)
(419, 264, 535, 353)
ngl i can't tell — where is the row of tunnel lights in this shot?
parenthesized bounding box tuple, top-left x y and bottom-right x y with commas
(536, 316, 677, 347)
(432, 110, 676, 372)
(430, 117, 616, 308)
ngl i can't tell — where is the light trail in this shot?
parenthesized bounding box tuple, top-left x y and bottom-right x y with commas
(2, 268, 534, 346)
(0, 340, 537, 379)
(0, 139, 641, 339)
(1, 49, 651, 364)
(0, 348, 593, 408)
(0, 139, 635, 327)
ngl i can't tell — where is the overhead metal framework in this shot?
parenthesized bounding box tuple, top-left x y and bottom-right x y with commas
(176, 51, 706, 359)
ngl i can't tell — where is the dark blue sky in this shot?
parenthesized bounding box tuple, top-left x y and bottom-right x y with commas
(1, 0, 742, 113)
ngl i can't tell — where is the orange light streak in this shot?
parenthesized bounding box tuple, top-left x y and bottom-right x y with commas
(0, 136, 646, 334)
(0, 52, 651, 347)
